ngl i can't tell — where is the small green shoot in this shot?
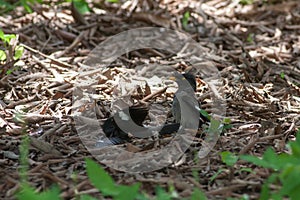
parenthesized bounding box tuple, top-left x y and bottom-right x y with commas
(226, 194, 250, 200)
(209, 168, 226, 184)
(14, 45, 24, 60)
(222, 118, 233, 131)
(19, 135, 29, 184)
(106, 0, 120, 3)
(17, 185, 62, 200)
(0, 49, 6, 61)
(0, 29, 23, 61)
(241, 132, 300, 200)
(85, 158, 140, 200)
(0, 29, 16, 44)
(20, 0, 43, 13)
(182, 11, 190, 30)
(207, 118, 223, 135)
(0, 0, 42, 14)
(71, 0, 90, 14)
(239, 0, 254, 5)
(0, 0, 14, 11)
(280, 72, 285, 79)
(155, 186, 174, 200)
(192, 169, 200, 182)
(246, 33, 254, 43)
(200, 109, 211, 121)
(220, 151, 239, 167)
(0, 29, 24, 76)
(190, 188, 207, 200)
(79, 194, 98, 200)
(17, 128, 63, 200)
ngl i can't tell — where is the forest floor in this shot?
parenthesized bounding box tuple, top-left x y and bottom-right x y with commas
(0, 0, 300, 199)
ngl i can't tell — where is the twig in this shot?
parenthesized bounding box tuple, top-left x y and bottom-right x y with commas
(20, 43, 73, 68)
(56, 31, 87, 57)
(206, 184, 246, 195)
(141, 86, 168, 102)
(238, 133, 286, 155)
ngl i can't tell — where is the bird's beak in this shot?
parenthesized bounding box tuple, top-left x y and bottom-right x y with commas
(169, 76, 176, 81)
(169, 75, 186, 81)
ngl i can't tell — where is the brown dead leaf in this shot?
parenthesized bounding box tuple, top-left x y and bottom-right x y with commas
(54, 29, 77, 43)
(0, 117, 6, 128)
(30, 137, 62, 156)
(126, 143, 141, 153)
(52, 91, 64, 100)
(144, 82, 151, 96)
(132, 12, 171, 28)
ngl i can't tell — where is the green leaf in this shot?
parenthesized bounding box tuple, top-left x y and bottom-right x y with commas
(190, 188, 207, 200)
(241, 148, 282, 170)
(135, 192, 149, 200)
(0, 29, 16, 44)
(182, 11, 190, 30)
(0, 29, 4, 40)
(208, 119, 223, 133)
(16, 184, 61, 200)
(240, 194, 250, 200)
(220, 151, 238, 166)
(222, 118, 231, 124)
(6, 69, 13, 75)
(279, 165, 300, 198)
(222, 124, 233, 131)
(16, 184, 40, 200)
(199, 109, 210, 121)
(155, 186, 172, 200)
(280, 72, 285, 79)
(246, 33, 254, 43)
(115, 184, 140, 200)
(106, 0, 119, 3)
(259, 174, 278, 200)
(38, 185, 62, 200)
(85, 158, 118, 196)
(238, 167, 253, 173)
(73, 0, 90, 14)
(14, 45, 24, 60)
(0, 0, 14, 10)
(241, 154, 269, 167)
(209, 169, 226, 184)
(239, 0, 254, 5)
(289, 132, 300, 157)
(19, 135, 30, 183)
(0, 50, 6, 61)
(80, 194, 99, 200)
(192, 169, 199, 182)
(20, 0, 33, 13)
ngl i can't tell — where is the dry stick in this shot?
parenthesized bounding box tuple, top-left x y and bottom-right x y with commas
(39, 123, 63, 140)
(7, 95, 38, 109)
(33, 55, 65, 83)
(56, 31, 87, 58)
(42, 170, 69, 186)
(238, 133, 286, 155)
(206, 184, 246, 195)
(30, 137, 62, 156)
(186, 176, 203, 189)
(141, 86, 168, 102)
(20, 43, 73, 68)
(238, 136, 260, 155)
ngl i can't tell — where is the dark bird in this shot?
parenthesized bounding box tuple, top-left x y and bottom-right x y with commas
(96, 104, 149, 147)
(102, 104, 149, 139)
(170, 72, 197, 123)
(96, 72, 207, 148)
(97, 104, 181, 147)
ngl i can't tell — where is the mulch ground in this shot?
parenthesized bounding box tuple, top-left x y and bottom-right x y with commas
(0, 0, 300, 199)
